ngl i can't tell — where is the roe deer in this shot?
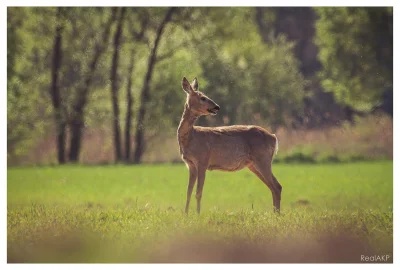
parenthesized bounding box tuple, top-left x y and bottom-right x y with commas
(178, 77, 282, 214)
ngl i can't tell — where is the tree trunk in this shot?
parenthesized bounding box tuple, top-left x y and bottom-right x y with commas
(110, 7, 126, 162)
(68, 8, 117, 162)
(50, 7, 66, 164)
(124, 11, 148, 163)
(68, 113, 83, 162)
(124, 47, 135, 162)
(133, 7, 176, 164)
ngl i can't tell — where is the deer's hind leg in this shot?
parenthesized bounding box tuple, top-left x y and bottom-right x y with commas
(249, 158, 282, 212)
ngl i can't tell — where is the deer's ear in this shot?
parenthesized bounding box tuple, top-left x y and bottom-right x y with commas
(191, 77, 199, 91)
(182, 77, 194, 94)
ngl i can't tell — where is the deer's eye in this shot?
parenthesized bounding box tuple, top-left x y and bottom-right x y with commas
(200, 97, 206, 101)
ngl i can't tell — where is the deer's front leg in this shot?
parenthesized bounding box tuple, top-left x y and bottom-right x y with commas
(185, 165, 197, 214)
(196, 165, 207, 214)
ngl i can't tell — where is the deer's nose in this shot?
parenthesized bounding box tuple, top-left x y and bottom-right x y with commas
(214, 105, 220, 111)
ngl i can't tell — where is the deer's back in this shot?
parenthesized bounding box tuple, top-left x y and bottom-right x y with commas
(192, 125, 276, 171)
(195, 125, 275, 142)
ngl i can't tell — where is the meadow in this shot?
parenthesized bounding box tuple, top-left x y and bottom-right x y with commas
(7, 161, 393, 263)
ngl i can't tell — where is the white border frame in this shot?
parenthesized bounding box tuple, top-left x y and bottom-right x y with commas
(2, 1, 397, 269)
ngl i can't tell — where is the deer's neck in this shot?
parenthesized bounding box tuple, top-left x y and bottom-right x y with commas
(177, 104, 198, 154)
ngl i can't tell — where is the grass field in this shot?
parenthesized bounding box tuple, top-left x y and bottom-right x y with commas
(7, 161, 393, 263)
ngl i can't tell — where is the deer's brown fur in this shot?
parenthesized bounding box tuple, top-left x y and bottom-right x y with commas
(178, 77, 282, 214)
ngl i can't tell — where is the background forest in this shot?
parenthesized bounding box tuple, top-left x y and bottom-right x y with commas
(7, 7, 393, 165)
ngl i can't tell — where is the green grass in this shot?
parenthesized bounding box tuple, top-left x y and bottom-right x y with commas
(7, 162, 393, 263)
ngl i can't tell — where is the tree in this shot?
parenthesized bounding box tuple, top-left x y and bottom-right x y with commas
(50, 7, 66, 164)
(133, 7, 177, 164)
(7, 7, 53, 162)
(315, 7, 393, 112)
(124, 9, 148, 162)
(255, 7, 354, 129)
(110, 7, 126, 162)
(196, 8, 307, 130)
(68, 8, 117, 162)
(132, 7, 307, 162)
(7, 7, 312, 165)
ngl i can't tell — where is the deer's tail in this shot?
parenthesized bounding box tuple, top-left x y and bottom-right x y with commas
(273, 134, 279, 157)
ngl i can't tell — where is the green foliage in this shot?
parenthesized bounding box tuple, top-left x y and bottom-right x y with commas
(8, 162, 393, 262)
(7, 8, 24, 80)
(146, 8, 307, 130)
(280, 150, 316, 163)
(7, 8, 54, 160)
(8, 7, 391, 164)
(7, 78, 46, 159)
(315, 7, 393, 111)
(200, 8, 307, 127)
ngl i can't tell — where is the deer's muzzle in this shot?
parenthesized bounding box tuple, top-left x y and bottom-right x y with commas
(207, 105, 220, 115)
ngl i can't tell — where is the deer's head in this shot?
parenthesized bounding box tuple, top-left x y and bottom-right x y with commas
(182, 77, 220, 116)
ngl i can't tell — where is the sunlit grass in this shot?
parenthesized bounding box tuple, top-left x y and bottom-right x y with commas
(7, 162, 393, 262)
